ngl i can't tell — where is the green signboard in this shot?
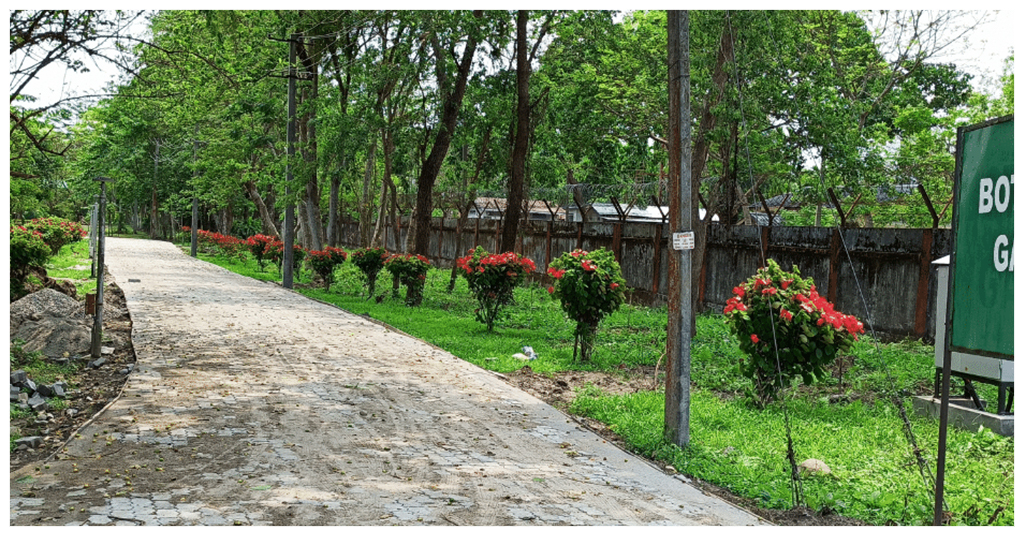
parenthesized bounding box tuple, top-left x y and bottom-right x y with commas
(949, 115, 1014, 359)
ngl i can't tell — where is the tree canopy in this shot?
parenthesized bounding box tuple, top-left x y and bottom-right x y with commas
(9, 9, 1010, 245)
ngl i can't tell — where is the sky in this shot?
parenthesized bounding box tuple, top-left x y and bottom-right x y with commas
(10, 9, 1017, 116)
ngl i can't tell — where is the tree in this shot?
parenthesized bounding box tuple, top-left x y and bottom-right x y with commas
(411, 10, 486, 256)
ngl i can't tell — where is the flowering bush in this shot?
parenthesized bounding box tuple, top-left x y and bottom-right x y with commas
(246, 234, 279, 271)
(383, 253, 431, 306)
(24, 217, 86, 255)
(547, 248, 627, 361)
(351, 247, 389, 298)
(306, 246, 347, 291)
(456, 246, 536, 331)
(267, 241, 306, 277)
(195, 229, 246, 259)
(724, 259, 865, 406)
(10, 225, 51, 299)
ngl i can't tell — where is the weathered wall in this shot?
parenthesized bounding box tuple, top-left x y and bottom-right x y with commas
(338, 218, 951, 341)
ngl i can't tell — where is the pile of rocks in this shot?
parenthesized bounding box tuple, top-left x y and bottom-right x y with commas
(10, 369, 74, 451)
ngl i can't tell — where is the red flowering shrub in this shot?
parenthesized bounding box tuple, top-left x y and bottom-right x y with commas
(306, 246, 347, 291)
(24, 217, 86, 255)
(195, 229, 246, 259)
(383, 253, 431, 306)
(10, 225, 51, 299)
(456, 247, 536, 331)
(350, 247, 389, 298)
(266, 241, 306, 277)
(724, 259, 865, 406)
(547, 248, 627, 361)
(246, 234, 279, 271)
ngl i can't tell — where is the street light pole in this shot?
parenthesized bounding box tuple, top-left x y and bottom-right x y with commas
(91, 176, 114, 359)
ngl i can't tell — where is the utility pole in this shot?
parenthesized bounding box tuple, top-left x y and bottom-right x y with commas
(268, 32, 313, 288)
(282, 33, 299, 288)
(191, 134, 199, 257)
(665, 10, 693, 447)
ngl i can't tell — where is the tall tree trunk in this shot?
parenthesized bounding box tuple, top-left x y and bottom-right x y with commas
(360, 138, 378, 247)
(499, 10, 531, 254)
(326, 163, 341, 246)
(690, 19, 735, 312)
(298, 83, 324, 251)
(150, 139, 160, 239)
(243, 180, 279, 237)
(412, 11, 483, 256)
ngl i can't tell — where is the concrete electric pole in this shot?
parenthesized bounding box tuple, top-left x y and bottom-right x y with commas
(665, 10, 693, 447)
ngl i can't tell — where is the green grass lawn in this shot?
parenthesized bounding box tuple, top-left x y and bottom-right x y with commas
(44, 240, 96, 297)
(193, 246, 1014, 526)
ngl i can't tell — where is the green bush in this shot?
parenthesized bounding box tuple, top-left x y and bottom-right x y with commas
(383, 253, 431, 306)
(547, 248, 627, 361)
(23, 217, 86, 256)
(724, 259, 865, 406)
(456, 247, 536, 331)
(10, 225, 51, 300)
(306, 246, 347, 291)
(350, 247, 389, 298)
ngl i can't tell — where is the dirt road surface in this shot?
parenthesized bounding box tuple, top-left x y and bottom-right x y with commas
(10, 238, 768, 526)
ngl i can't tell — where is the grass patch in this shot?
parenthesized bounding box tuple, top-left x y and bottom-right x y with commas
(10, 340, 81, 386)
(45, 240, 96, 297)
(196, 248, 1013, 526)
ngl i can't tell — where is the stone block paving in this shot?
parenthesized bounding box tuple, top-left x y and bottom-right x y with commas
(10, 238, 768, 526)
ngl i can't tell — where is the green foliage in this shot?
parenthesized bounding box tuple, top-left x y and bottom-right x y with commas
(10, 339, 80, 385)
(267, 241, 306, 278)
(456, 246, 537, 331)
(350, 247, 390, 298)
(383, 253, 432, 306)
(9, 225, 51, 300)
(245, 234, 279, 271)
(305, 246, 347, 291)
(547, 248, 627, 361)
(725, 260, 865, 406)
(23, 217, 86, 256)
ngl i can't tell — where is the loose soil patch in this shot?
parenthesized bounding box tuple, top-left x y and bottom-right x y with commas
(9, 279, 136, 472)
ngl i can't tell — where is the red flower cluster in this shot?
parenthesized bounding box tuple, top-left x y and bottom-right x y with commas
(457, 247, 536, 330)
(546, 267, 566, 279)
(197, 229, 246, 258)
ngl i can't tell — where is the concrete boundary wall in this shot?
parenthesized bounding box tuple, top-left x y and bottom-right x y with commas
(338, 218, 950, 341)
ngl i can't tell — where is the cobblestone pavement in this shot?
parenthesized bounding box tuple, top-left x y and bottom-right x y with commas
(10, 238, 768, 526)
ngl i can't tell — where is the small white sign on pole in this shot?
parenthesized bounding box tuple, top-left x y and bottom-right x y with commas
(672, 231, 695, 251)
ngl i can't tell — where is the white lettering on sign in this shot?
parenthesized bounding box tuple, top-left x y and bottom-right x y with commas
(979, 174, 1014, 214)
(993, 234, 1014, 272)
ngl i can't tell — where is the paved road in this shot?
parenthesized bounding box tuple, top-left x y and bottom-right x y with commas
(11, 238, 767, 526)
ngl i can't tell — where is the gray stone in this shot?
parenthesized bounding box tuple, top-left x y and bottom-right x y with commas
(23, 378, 37, 392)
(798, 458, 831, 475)
(52, 384, 66, 398)
(15, 436, 44, 448)
(101, 346, 115, 355)
(27, 393, 47, 412)
(90, 357, 107, 369)
(65, 408, 79, 417)
(36, 383, 54, 397)
(12, 315, 92, 359)
(9, 288, 84, 332)
(11, 369, 28, 384)
(11, 385, 22, 401)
